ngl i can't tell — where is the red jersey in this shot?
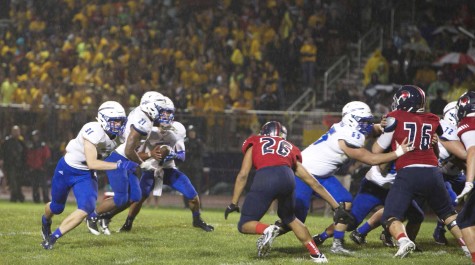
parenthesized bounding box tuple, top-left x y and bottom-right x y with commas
(457, 117, 475, 139)
(387, 110, 441, 169)
(242, 135, 302, 170)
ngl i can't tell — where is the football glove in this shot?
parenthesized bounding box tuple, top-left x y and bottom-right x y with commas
(224, 203, 240, 220)
(117, 160, 138, 172)
(333, 202, 355, 225)
(456, 182, 474, 203)
(163, 151, 177, 162)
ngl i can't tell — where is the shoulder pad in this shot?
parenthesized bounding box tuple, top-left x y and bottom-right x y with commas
(383, 116, 397, 133)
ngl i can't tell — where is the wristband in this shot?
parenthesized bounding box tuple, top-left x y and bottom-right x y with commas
(395, 146, 404, 157)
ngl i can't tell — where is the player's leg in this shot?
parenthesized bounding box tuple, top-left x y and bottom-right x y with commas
(349, 187, 384, 245)
(165, 168, 213, 231)
(41, 158, 72, 248)
(118, 170, 154, 232)
(428, 167, 468, 255)
(313, 176, 353, 254)
(43, 168, 97, 249)
(457, 188, 475, 263)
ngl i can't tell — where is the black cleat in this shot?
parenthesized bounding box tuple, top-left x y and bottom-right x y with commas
(312, 234, 327, 246)
(86, 217, 100, 235)
(350, 230, 367, 245)
(193, 218, 214, 232)
(41, 237, 54, 250)
(118, 221, 133, 232)
(433, 226, 448, 245)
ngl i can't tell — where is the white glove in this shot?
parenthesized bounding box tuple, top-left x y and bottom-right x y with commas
(140, 158, 157, 171)
(456, 182, 474, 203)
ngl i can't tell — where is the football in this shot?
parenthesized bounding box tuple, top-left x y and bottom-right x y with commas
(159, 145, 172, 160)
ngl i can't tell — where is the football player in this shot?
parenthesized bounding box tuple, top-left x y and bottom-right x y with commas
(454, 91, 475, 265)
(432, 101, 467, 245)
(291, 101, 413, 254)
(40, 101, 137, 249)
(86, 91, 166, 235)
(113, 96, 214, 232)
(224, 121, 343, 263)
(375, 85, 468, 258)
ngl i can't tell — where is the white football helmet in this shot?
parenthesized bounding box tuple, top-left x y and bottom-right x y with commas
(140, 91, 165, 122)
(443, 101, 458, 126)
(341, 101, 374, 135)
(156, 96, 175, 125)
(97, 101, 127, 136)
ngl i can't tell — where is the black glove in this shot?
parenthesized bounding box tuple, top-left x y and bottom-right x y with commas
(224, 203, 240, 220)
(333, 202, 354, 225)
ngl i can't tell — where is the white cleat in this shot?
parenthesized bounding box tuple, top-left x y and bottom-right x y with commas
(86, 217, 101, 236)
(99, 219, 111, 236)
(394, 239, 415, 258)
(330, 239, 353, 255)
(310, 253, 328, 263)
(257, 225, 280, 257)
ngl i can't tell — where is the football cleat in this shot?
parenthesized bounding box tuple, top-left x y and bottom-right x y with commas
(310, 253, 328, 263)
(312, 234, 327, 246)
(193, 217, 214, 232)
(330, 238, 353, 255)
(99, 218, 111, 235)
(41, 237, 54, 250)
(432, 226, 448, 245)
(380, 229, 397, 247)
(86, 217, 101, 236)
(118, 220, 133, 232)
(394, 238, 415, 258)
(41, 219, 52, 240)
(349, 230, 367, 245)
(257, 225, 280, 257)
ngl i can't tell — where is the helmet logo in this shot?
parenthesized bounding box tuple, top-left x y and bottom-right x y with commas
(459, 96, 469, 107)
(400, 90, 410, 100)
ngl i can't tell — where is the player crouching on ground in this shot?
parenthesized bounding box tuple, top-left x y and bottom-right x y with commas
(225, 121, 353, 263)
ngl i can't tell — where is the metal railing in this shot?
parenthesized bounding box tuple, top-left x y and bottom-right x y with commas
(323, 55, 350, 102)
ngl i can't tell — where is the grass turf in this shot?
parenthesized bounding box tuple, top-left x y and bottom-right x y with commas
(0, 200, 470, 265)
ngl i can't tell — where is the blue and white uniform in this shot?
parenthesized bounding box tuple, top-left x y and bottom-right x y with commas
(139, 121, 197, 199)
(105, 107, 154, 207)
(295, 121, 364, 222)
(50, 122, 121, 214)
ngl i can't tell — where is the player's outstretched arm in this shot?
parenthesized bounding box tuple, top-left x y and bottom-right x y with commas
(440, 139, 467, 161)
(295, 162, 339, 209)
(84, 139, 122, 170)
(340, 137, 413, 165)
(230, 147, 253, 205)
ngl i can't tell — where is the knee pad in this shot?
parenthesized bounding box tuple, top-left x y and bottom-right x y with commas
(49, 202, 65, 215)
(113, 193, 129, 208)
(383, 217, 400, 230)
(440, 210, 458, 224)
(446, 220, 458, 231)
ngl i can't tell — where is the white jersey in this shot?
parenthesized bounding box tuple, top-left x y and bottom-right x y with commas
(438, 119, 463, 176)
(115, 107, 154, 159)
(364, 165, 396, 189)
(143, 121, 186, 169)
(302, 122, 366, 177)
(64, 122, 122, 170)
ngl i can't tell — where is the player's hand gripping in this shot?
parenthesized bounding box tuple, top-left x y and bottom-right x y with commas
(224, 203, 240, 220)
(117, 160, 139, 172)
(163, 151, 177, 162)
(456, 182, 474, 203)
(394, 137, 414, 157)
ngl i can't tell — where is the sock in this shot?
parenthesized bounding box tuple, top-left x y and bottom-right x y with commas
(42, 215, 51, 225)
(306, 241, 320, 255)
(126, 215, 135, 223)
(89, 211, 98, 219)
(471, 252, 475, 263)
(396, 233, 407, 241)
(50, 229, 62, 243)
(255, 223, 269, 234)
(334, 230, 344, 240)
(357, 222, 371, 235)
(192, 211, 200, 220)
(320, 231, 330, 240)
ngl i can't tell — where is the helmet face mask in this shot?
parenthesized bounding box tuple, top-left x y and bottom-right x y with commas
(155, 97, 175, 126)
(341, 101, 374, 135)
(97, 101, 127, 136)
(392, 85, 426, 113)
(260, 121, 287, 139)
(456, 91, 475, 121)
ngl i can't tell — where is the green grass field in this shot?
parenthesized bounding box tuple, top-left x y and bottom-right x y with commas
(0, 200, 470, 265)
